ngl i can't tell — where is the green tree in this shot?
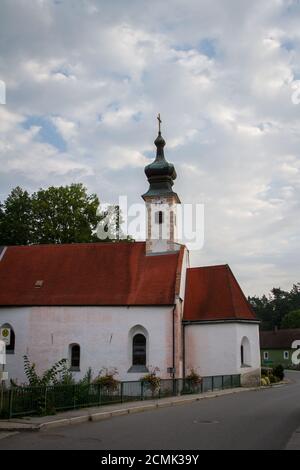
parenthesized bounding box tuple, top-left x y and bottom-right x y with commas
(31, 184, 101, 244)
(249, 283, 300, 330)
(0, 187, 33, 245)
(0, 184, 130, 245)
(281, 309, 300, 329)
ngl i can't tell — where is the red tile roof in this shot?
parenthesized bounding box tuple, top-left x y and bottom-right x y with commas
(260, 329, 300, 349)
(183, 265, 257, 322)
(0, 242, 184, 306)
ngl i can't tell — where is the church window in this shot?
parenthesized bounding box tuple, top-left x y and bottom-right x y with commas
(155, 211, 163, 225)
(1, 323, 15, 354)
(241, 336, 251, 367)
(240, 345, 244, 365)
(70, 344, 80, 370)
(132, 334, 146, 366)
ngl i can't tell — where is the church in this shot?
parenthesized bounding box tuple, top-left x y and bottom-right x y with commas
(0, 121, 261, 387)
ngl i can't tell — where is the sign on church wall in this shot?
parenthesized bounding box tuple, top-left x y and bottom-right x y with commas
(0, 327, 10, 346)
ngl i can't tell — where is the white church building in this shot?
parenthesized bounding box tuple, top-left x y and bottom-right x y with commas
(0, 124, 261, 387)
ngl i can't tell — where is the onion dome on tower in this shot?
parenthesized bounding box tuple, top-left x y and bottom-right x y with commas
(142, 114, 180, 203)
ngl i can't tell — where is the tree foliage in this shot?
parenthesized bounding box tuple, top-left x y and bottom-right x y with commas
(248, 284, 300, 330)
(281, 309, 300, 329)
(0, 187, 32, 245)
(0, 184, 132, 245)
(23, 355, 68, 387)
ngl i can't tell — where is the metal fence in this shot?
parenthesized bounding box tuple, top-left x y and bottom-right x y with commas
(0, 374, 240, 419)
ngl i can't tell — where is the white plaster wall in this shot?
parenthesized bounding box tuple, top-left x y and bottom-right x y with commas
(0, 306, 174, 384)
(236, 323, 261, 386)
(145, 197, 180, 254)
(185, 322, 261, 381)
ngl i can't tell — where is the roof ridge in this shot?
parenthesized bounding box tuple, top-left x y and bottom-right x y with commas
(7, 241, 145, 249)
(187, 264, 229, 271)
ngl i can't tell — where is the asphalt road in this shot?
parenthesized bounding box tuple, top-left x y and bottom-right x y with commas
(1, 370, 300, 450)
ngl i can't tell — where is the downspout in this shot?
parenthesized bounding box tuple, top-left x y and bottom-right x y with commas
(172, 305, 176, 380)
(182, 323, 186, 379)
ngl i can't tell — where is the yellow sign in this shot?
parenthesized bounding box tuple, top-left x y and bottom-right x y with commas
(0, 328, 10, 345)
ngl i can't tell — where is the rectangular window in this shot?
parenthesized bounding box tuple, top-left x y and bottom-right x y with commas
(263, 351, 269, 360)
(155, 211, 163, 225)
(283, 351, 289, 360)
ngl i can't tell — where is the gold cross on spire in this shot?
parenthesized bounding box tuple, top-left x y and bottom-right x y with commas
(157, 113, 162, 134)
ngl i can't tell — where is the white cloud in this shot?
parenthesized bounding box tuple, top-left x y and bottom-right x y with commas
(0, 0, 300, 295)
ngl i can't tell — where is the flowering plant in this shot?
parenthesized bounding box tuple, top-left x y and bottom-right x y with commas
(93, 367, 119, 391)
(140, 366, 161, 394)
(186, 368, 202, 385)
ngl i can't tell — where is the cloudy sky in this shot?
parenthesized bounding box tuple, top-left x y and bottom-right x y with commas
(0, 0, 300, 296)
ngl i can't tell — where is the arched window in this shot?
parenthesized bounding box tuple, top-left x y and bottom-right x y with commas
(155, 211, 163, 225)
(240, 344, 244, 365)
(241, 336, 251, 367)
(69, 344, 80, 370)
(1, 324, 15, 354)
(132, 334, 146, 366)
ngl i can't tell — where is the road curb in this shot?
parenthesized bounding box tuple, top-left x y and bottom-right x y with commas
(286, 427, 300, 450)
(0, 386, 262, 432)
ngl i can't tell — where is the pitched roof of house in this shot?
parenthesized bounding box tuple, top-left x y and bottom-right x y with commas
(0, 242, 184, 306)
(260, 329, 300, 349)
(183, 265, 257, 322)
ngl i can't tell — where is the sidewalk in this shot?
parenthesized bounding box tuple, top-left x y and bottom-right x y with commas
(286, 428, 300, 450)
(0, 386, 261, 432)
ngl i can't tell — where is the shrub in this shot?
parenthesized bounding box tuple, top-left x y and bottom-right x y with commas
(185, 368, 202, 386)
(140, 367, 161, 395)
(269, 375, 277, 384)
(93, 367, 119, 392)
(18, 355, 68, 387)
(264, 376, 270, 385)
(79, 367, 93, 386)
(273, 365, 284, 381)
(261, 367, 272, 377)
(261, 378, 267, 386)
(56, 364, 76, 386)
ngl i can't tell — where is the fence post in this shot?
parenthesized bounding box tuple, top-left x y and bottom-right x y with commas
(212, 376, 214, 391)
(98, 384, 101, 406)
(175, 379, 179, 396)
(9, 388, 13, 419)
(44, 387, 47, 413)
(222, 375, 224, 390)
(231, 375, 233, 388)
(201, 378, 203, 394)
(141, 381, 144, 401)
(120, 382, 123, 404)
(73, 385, 76, 409)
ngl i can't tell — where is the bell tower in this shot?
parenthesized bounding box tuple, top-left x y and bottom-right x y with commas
(142, 115, 181, 255)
